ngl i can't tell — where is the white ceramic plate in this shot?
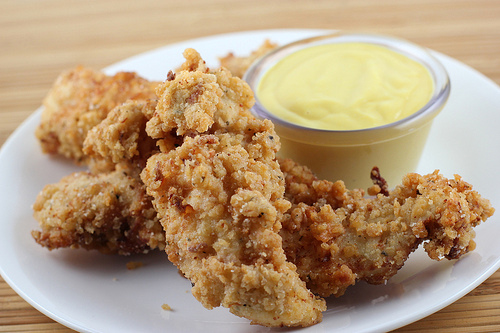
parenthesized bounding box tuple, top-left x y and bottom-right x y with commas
(0, 29, 499, 333)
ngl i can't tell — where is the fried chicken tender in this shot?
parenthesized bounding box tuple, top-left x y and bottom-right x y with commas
(219, 39, 278, 78)
(279, 158, 495, 298)
(83, 99, 161, 174)
(147, 49, 255, 142)
(32, 165, 164, 255)
(141, 50, 326, 327)
(35, 66, 158, 164)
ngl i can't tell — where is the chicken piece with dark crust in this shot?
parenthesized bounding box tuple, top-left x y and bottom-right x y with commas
(279, 158, 495, 298)
(32, 164, 164, 255)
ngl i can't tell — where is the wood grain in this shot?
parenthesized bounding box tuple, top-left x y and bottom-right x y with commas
(1, 0, 499, 332)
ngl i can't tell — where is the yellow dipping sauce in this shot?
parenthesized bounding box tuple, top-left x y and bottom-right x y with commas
(257, 42, 434, 130)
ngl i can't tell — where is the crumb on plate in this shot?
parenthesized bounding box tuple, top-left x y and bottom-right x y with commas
(126, 261, 144, 270)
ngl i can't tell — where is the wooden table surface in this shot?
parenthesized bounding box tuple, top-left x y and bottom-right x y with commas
(2, 0, 500, 332)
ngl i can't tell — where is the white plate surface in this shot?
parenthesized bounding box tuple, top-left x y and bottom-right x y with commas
(1, 29, 499, 333)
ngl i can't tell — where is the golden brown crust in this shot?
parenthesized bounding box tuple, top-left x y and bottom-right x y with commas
(280, 158, 495, 297)
(35, 66, 158, 164)
(148, 69, 221, 138)
(148, 49, 255, 143)
(83, 99, 160, 175)
(32, 165, 164, 255)
(141, 51, 326, 327)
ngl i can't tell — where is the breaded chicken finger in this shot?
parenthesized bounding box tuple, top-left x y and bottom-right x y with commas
(32, 165, 164, 255)
(279, 158, 495, 297)
(141, 50, 326, 327)
(36, 66, 158, 164)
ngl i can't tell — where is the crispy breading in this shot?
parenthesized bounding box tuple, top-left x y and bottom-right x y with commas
(83, 99, 161, 174)
(35, 66, 158, 164)
(148, 49, 255, 144)
(142, 135, 325, 327)
(32, 165, 164, 255)
(279, 158, 495, 297)
(141, 51, 326, 327)
(219, 39, 278, 78)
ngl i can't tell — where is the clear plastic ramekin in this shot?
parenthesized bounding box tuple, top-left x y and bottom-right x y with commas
(244, 32, 450, 190)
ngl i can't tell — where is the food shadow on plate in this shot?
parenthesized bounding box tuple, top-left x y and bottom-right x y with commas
(322, 249, 459, 323)
(48, 247, 172, 277)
